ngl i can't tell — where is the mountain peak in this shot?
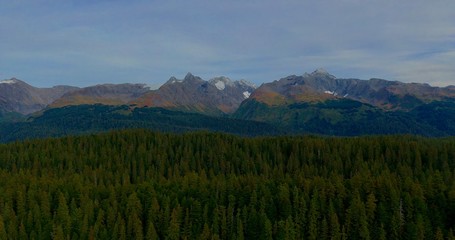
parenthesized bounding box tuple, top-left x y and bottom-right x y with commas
(164, 73, 203, 85)
(184, 72, 196, 80)
(309, 68, 336, 79)
(238, 79, 256, 88)
(313, 68, 328, 74)
(181, 73, 205, 84)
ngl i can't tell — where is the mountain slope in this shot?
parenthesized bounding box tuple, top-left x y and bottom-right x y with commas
(133, 73, 255, 115)
(49, 83, 150, 108)
(0, 78, 78, 114)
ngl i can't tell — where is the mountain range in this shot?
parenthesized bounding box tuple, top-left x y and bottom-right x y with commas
(0, 73, 255, 116)
(1, 69, 455, 140)
(248, 68, 455, 110)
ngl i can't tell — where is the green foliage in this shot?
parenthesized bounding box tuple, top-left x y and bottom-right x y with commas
(0, 130, 454, 239)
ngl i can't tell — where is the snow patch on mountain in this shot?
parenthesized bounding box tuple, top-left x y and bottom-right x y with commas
(167, 76, 183, 84)
(238, 79, 256, 88)
(170, 79, 183, 84)
(243, 91, 251, 99)
(0, 79, 18, 84)
(215, 81, 225, 90)
(324, 90, 338, 96)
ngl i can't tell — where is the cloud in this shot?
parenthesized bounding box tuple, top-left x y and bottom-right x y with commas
(0, 0, 454, 87)
(390, 50, 455, 86)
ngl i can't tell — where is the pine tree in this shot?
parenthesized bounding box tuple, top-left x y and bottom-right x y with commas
(55, 192, 71, 238)
(308, 191, 319, 240)
(168, 207, 181, 240)
(236, 216, 244, 240)
(200, 223, 211, 240)
(146, 221, 159, 240)
(329, 211, 341, 240)
(434, 227, 444, 240)
(0, 214, 7, 240)
(52, 224, 65, 240)
(18, 222, 27, 240)
(114, 215, 127, 240)
(263, 216, 273, 240)
(345, 191, 370, 240)
(126, 193, 143, 240)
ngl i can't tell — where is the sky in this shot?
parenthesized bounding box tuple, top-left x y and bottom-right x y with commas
(1, 0, 454, 88)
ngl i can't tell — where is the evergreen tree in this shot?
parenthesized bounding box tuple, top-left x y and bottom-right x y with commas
(0, 214, 7, 240)
(167, 207, 181, 240)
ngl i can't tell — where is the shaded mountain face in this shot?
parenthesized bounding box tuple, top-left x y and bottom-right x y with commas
(0, 78, 79, 115)
(49, 83, 151, 108)
(249, 69, 455, 110)
(133, 73, 256, 115)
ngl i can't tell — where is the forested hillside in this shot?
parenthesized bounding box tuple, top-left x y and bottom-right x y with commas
(0, 130, 454, 239)
(234, 99, 455, 136)
(0, 104, 279, 142)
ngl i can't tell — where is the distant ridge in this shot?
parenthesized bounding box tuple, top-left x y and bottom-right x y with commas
(248, 69, 455, 110)
(49, 83, 150, 108)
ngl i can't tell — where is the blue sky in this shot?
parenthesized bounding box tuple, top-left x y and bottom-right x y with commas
(1, 0, 454, 87)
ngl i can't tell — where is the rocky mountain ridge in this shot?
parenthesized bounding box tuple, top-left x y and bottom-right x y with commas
(2, 69, 455, 118)
(132, 73, 256, 115)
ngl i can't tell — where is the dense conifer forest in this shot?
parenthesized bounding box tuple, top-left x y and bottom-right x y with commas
(0, 105, 280, 143)
(0, 130, 454, 239)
